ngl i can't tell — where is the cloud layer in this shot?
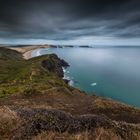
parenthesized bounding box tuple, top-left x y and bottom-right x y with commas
(0, 0, 140, 44)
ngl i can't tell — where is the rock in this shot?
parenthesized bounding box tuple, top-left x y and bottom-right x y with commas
(41, 54, 69, 77)
(79, 46, 92, 48)
(79, 46, 89, 48)
(63, 79, 70, 84)
(50, 45, 57, 48)
(65, 45, 74, 48)
(57, 45, 63, 48)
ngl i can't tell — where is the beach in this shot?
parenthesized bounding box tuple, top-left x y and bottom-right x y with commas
(10, 45, 50, 59)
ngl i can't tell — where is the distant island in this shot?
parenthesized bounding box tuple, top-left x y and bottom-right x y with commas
(0, 46, 140, 139)
(79, 45, 92, 48)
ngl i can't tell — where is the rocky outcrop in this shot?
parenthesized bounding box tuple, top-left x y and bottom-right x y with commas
(41, 54, 69, 77)
(50, 45, 57, 48)
(64, 45, 74, 48)
(79, 46, 92, 48)
(80, 46, 88, 48)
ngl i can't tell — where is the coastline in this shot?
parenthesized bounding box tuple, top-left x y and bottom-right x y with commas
(11, 45, 74, 86)
(1, 47, 140, 139)
(9, 45, 72, 85)
(7, 45, 140, 108)
(9, 45, 50, 59)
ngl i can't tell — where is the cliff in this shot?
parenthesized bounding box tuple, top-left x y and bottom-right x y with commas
(0, 47, 140, 140)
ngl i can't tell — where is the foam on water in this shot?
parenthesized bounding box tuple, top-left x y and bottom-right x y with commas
(62, 67, 74, 86)
(91, 83, 97, 86)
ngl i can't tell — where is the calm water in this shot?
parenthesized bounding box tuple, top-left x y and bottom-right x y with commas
(32, 47, 140, 107)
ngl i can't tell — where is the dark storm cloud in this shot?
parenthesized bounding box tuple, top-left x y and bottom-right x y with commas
(0, 0, 140, 40)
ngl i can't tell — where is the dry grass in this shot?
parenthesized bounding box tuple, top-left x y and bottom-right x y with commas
(0, 106, 21, 139)
(32, 128, 122, 140)
(0, 107, 140, 140)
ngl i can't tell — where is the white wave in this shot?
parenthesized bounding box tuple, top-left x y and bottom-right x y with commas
(91, 82, 97, 86)
(36, 49, 41, 56)
(62, 67, 66, 73)
(69, 80, 74, 86)
(33, 48, 50, 57)
(32, 49, 41, 57)
(66, 71, 70, 74)
(63, 74, 70, 80)
(62, 67, 74, 86)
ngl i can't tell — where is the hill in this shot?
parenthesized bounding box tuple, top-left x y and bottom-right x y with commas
(0, 47, 140, 140)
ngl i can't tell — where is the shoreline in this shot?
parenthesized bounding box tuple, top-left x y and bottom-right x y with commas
(7, 45, 140, 108)
(9, 45, 50, 59)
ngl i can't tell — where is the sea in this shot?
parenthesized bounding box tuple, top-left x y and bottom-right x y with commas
(32, 46, 140, 107)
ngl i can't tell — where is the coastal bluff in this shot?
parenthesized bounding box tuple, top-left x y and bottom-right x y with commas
(0, 47, 140, 140)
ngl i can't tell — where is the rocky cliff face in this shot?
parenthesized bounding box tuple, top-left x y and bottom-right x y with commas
(0, 47, 140, 140)
(41, 54, 69, 77)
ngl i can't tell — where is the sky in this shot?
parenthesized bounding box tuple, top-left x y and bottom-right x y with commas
(0, 0, 140, 45)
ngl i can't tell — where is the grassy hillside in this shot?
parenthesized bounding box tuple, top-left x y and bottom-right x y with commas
(0, 47, 140, 140)
(0, 48, 69, 97)
(0, 47, 23, 60)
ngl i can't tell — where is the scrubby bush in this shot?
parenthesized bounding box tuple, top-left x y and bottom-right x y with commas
(22, 87, 39, 96)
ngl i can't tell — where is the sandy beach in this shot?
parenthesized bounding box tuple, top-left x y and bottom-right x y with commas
(10, 45, 50, 59)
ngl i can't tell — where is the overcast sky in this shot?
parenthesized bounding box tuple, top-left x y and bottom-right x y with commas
(0, 0, 140, 45)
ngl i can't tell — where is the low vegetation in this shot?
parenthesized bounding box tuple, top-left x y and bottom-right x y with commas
(0, 47, 140, 140)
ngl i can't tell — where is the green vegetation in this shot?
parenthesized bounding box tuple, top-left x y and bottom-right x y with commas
(0, 47, 68, 97)
(0, 47, 140, 140)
